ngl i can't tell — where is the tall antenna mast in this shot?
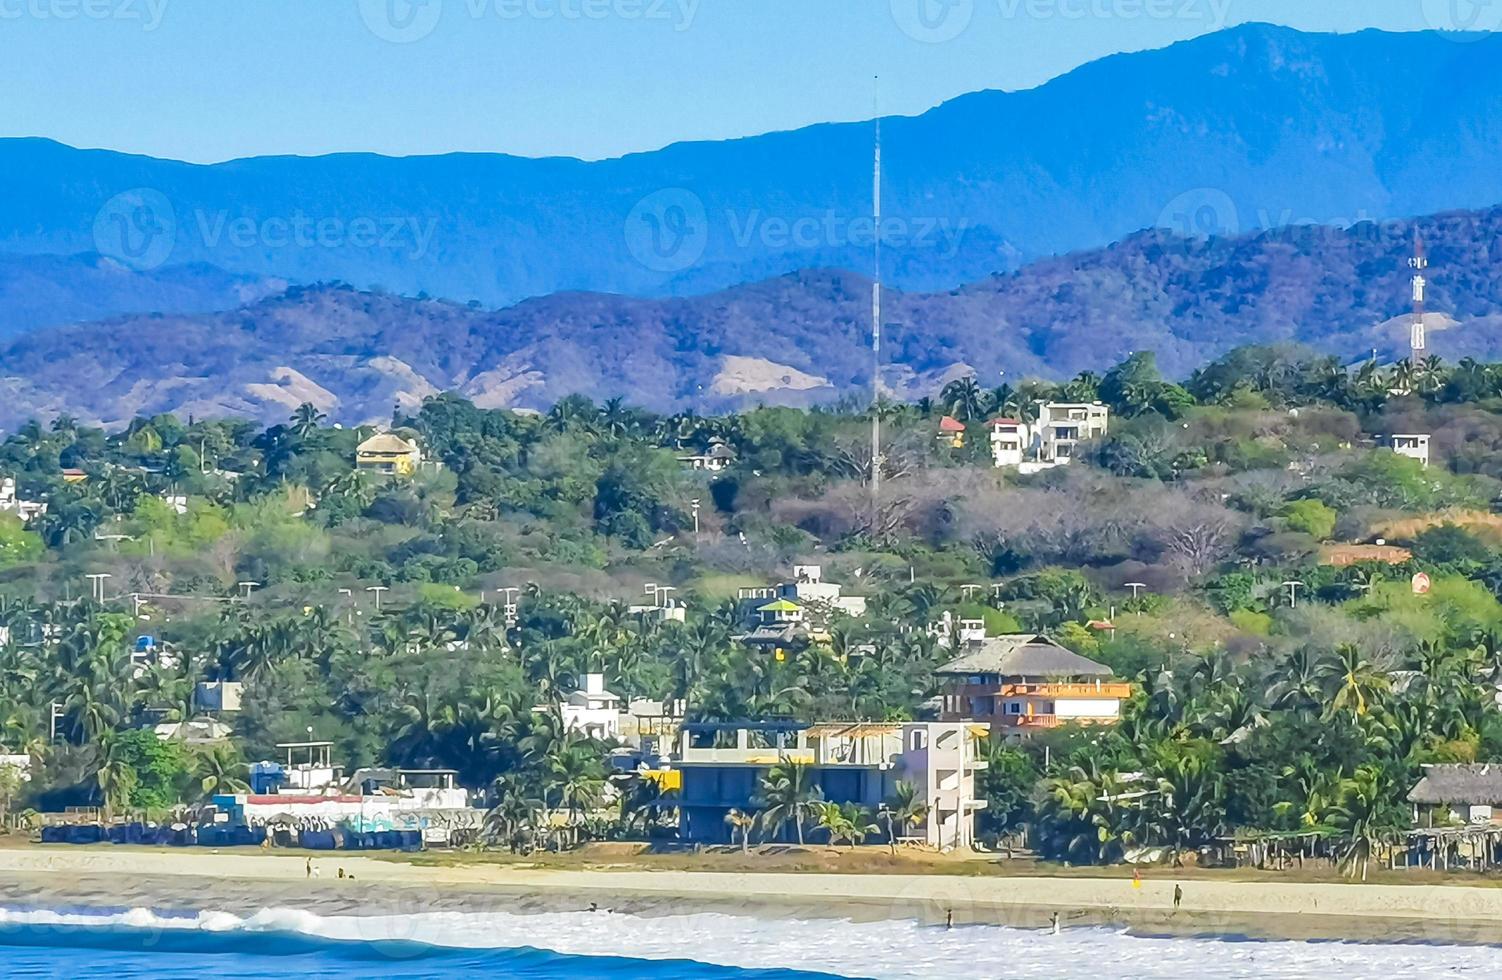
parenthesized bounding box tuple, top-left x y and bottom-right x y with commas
(870, 77, 882, 526)
(1409, 231, 1428, 363)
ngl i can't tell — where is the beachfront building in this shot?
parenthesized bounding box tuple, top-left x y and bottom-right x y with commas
(560, 673, 623, 741)
(1408, 764, 1502, 827)
(988, 418, 1030, 468)
(675, 721, 987, 850)
(356, 432, 423, 476)
(1034, 402, 1109, 465)
(213, 767, 473, 841)
(934, 633, 1131, 736)
(1385, 433, 1431, 468)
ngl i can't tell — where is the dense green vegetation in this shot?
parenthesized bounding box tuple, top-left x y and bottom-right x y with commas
(4, 345, 1502, 872)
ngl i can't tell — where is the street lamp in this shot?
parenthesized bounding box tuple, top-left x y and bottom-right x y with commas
(690, 498, 701, 535)
(1124, 582, 1147, 616)
(1282, 580, 1304, 608)
(366, 585, 389, 611)
(84, 573, 111, 603)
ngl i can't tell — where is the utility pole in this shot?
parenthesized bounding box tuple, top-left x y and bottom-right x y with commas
(84, 573, 110, 603)
(237, 581, 259, 600)
(869, 76, 882, 528)
(1124, 582, 1147, 614)
(365, 585, 389, 612)
(497, 586, 521, 626)
(690, 498, 701, 536)
(1282, 580, 1304, 608)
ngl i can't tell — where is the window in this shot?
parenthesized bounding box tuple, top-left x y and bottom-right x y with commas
(910, 730, 927, 751)
(1006, 702, 1022, 715)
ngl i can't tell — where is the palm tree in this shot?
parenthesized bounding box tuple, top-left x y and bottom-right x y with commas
(289, 403, 326, 438)
(755, 761, 822, 846)
(879, 780, 929, 854)
(1318, 645, 1391, 719)
(1326, 764, 1404, 881)
(724, 807, 757, 853)
(192, 743, 248, 800)
(940, 375, 988, 423)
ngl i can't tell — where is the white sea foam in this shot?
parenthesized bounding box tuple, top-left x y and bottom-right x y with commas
(0, 904, 1497, 978)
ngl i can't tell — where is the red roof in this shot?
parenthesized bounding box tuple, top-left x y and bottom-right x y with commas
(988, 418, 1023, 427)
(938, 416, 967, 432)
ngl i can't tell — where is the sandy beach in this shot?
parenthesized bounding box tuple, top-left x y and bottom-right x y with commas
(1, 846, 1501, 945)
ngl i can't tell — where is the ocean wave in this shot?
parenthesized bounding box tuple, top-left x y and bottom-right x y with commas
(1, 904, 1498, 980)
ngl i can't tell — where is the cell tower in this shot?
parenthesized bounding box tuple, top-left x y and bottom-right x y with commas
(1408, 232, 1428, 362)
(870, 79, 882, 525)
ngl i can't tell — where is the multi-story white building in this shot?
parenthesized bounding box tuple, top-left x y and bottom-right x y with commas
(988, 418, 1031, 468)
(1034, 402, 1110, 464)
(675, 720, 987, 849)
(560, 673, 622, 741)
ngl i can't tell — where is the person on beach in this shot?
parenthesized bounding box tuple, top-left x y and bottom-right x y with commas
(1173, 884, 1183, 910)
(1050, 912, 1060, 935)
(945, 909, 953, 930)
(305, 857, 311, 879)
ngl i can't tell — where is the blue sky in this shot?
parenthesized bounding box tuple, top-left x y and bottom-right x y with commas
(0, 0, 1483, 162)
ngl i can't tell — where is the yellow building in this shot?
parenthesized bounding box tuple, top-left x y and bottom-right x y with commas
(355, 433, 422, 476)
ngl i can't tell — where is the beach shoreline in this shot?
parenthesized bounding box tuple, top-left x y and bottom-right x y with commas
(1, 846, 1500, 945)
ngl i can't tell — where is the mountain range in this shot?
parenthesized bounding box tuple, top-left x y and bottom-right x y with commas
(8, 23, 1502, 334)
(5, 204, 1502, 429)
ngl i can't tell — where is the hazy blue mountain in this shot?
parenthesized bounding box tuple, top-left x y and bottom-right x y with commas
(0, 252, 280, 336)
(4, 205, 1501, 430)
(5, 24, 1502, 309)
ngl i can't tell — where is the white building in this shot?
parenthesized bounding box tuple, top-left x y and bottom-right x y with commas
(1034, 402, 1110, 465)
(678, 443, 735, 472)
(561, 673, 622, 740)
(195, 681, 245, 713)
(776, 564, 867, 618)
(676, 720, 988, 850)
(1386, 434, 1431, 468)
(0, 478, 46, 523)
(988, 418, 1031, 468)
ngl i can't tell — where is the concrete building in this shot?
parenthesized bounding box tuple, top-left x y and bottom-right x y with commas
(356, 432, 422, 476)
(215, 768, 470, 837)
(560, 673, 622, 741)
(0, 478, 46, 523)
(194, 681, 245, 713)
(1385, 433, 1431, 468)
(1034, 402, 1109, 465)
(987, 419, 1031, 468)
(776, 564, 867, 619)
(935, 633, 1131, 735)
(678, 442, 735, 472)
(675, 720, 987, 849)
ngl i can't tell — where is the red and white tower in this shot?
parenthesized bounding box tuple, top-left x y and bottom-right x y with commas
(1408, 233, 1428, 362)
